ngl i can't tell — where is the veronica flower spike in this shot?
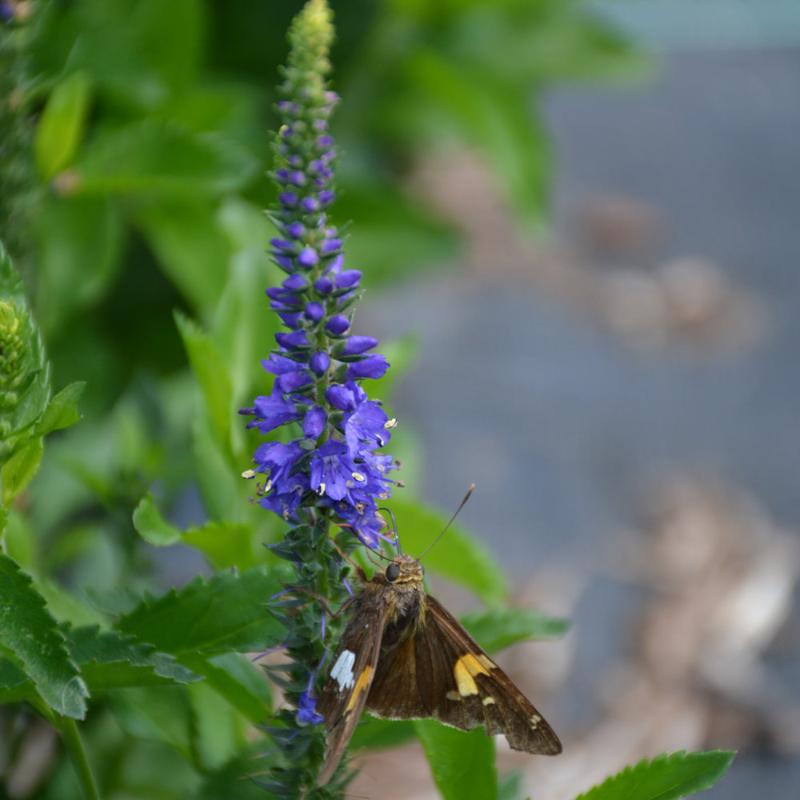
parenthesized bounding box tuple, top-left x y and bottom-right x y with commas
(242, 1, 395, 794)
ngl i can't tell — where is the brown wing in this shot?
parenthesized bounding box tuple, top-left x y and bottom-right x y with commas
(367, 595, 561, 755)
(317, 584, 388, 785)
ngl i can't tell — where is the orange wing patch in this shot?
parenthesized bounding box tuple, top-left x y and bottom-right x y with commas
(453, 653, 494, 696)
(345, 665, 374, 713)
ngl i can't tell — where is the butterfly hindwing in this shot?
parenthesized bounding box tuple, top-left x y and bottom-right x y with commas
(368, 595, 562, 755)
(317, 583, 388, 785)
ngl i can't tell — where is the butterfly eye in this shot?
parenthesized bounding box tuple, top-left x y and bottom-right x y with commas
(386, 563, 400, 582)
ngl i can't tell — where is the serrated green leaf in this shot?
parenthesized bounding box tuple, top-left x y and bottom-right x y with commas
(133, 493, 181, 546)
(35, 71, 92, 180)
(68, 120, 258, 197)
(180, 652, 270, 724)
(176, 311, 233, 455)
(462, 608, 569, 654)
(35, 382, 86, 436)
(416, 720, 497, 800)
(0, 553, 88, 718)
(1, 437, 43, 506)
(67, 626, 200, 690)
(115, 567, 285, 657)
(388, 498, 507, 604)
(575, 750, 736, 800)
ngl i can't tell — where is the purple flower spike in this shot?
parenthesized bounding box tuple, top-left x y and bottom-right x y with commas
(283, 273, 308, 291)
(305, 302, 325, 322)
(276, 330, 310, 350)
(244, 4, 396, 713)
(325, 315, 350, 335)
(297, 247, 319, 268)
(325, 383, 358, 411)
(341, 336, 378, 356)
(314, 276, 333, 294)
(347, 354, 389, 380)
(310, 351, 330, 376)
(310, 441, 354, 501)
(336, 270, 362, 289)
(296, 690, 324, 726)
(303, 406, 327, 438)
(321, 238, 342, 255)
(287, 221, 305, 239)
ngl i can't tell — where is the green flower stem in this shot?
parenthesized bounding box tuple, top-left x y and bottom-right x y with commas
(56, 717, 102, 800)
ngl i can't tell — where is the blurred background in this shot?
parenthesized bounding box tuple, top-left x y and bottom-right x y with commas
(1, 0, 799, 797)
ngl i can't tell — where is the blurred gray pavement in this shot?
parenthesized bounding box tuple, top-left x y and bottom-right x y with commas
(365, 45, 800, 797)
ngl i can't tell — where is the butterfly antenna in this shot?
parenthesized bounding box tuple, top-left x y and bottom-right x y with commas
(378, 506, 400, 553)
(417, 484, 475, 561)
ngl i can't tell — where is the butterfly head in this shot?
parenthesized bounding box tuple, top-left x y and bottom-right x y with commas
(384, 553, 424, 587)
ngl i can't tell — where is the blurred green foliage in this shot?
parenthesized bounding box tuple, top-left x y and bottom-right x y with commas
(0, 1, 647, 797)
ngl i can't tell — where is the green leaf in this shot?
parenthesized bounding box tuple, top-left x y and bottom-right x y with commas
(180, 652, 270, 724)
(193, 416, 242, 522)
(214, 199, 280, 413)
(182, 521, 266, 571)
(132, 493, 266, 570)
(415, 720, 497, 800)
(35, 71, 92, 180)
(68, 120, 258, 197)
(115, 567, 285, 657)
(135, 198, 231, 313)
(133, 493, 181, 546)
(402, 50, 550, 222)
(575, 751, 736, 800)
(499, 771, 524, 800)
(351, 716, 416, 751)
(175, 311, 233, 456)
(0, 553, 88, 718)
(66, 626, 200, 690)
(189, 680, 242, 770)
(35, 382, 86, 436)
(35, 194, 124, 333)
(461, 608, 569, 654)
(340, 178, 459, 286)
(1, 438, 44, 507)
(111, 686, 195, 759)
(388, 498, 507, 604)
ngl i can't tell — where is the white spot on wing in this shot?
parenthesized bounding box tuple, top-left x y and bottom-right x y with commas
(331, 650, 356, 692)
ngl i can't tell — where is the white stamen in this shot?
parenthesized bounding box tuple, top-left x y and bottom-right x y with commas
(318, 482, 326, 496)
(241, 469, 256, 480)
(384, 418, 397, 430)
(331, 650, 356, 692)
(351, 472, 366, 482)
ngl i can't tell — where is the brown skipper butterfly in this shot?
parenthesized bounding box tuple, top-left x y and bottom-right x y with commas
(317, 489, 561, 785)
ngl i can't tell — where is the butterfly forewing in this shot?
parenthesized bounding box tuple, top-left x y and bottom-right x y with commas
(367, 595, 561, 755)
(316, 554, 561, 786)
(317, 583, 388, 785)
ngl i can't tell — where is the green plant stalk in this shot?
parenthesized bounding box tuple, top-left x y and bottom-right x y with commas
(56, 717, 102, 800)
